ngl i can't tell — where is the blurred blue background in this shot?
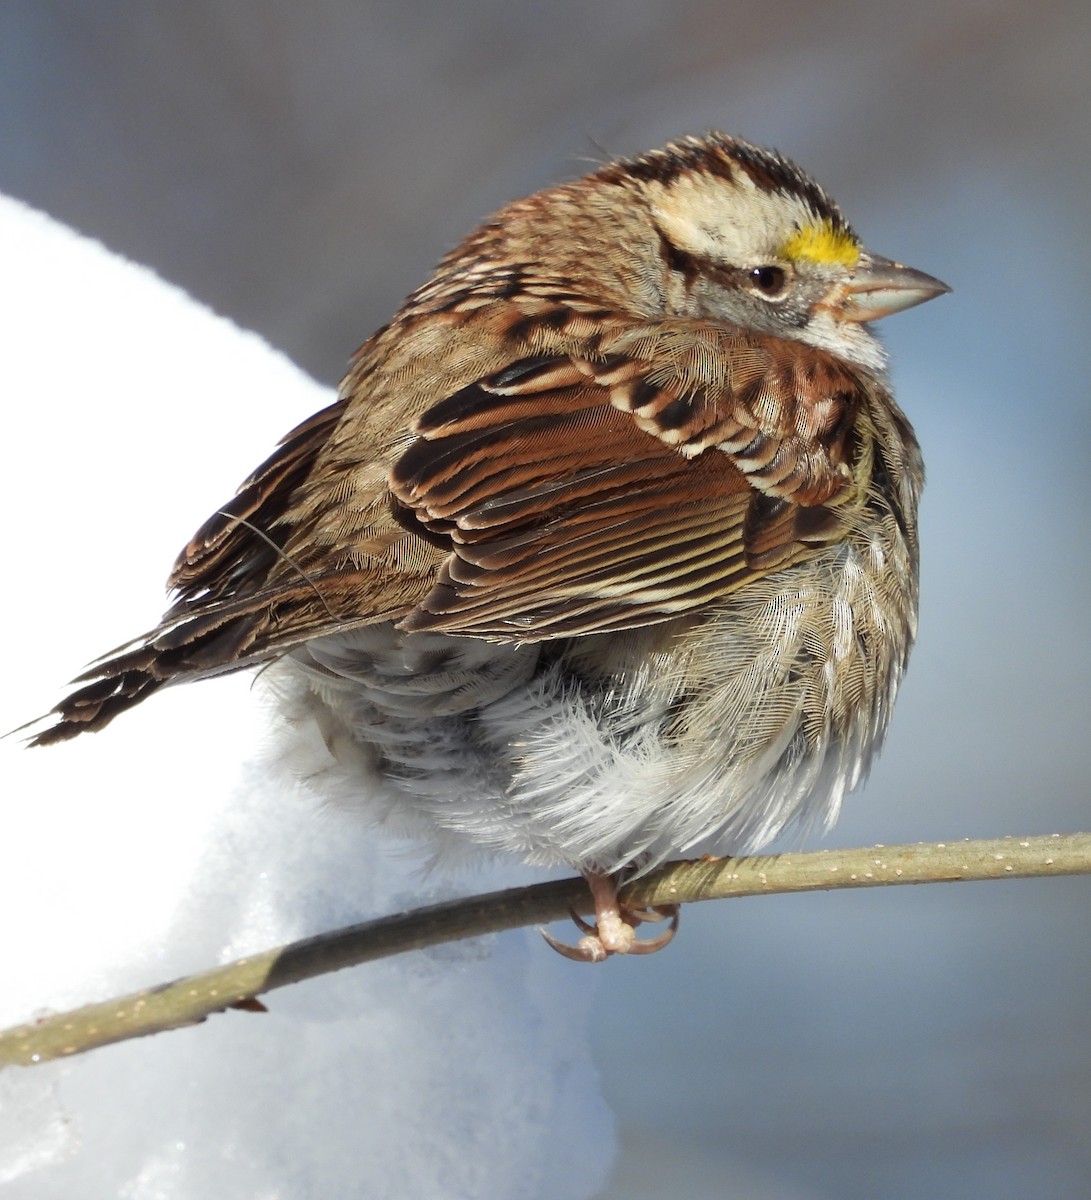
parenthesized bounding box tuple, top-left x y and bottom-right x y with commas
(4, 3, 1090, 1196)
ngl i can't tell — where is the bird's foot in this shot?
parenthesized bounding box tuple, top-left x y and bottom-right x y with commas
(541, 869, 679, 963)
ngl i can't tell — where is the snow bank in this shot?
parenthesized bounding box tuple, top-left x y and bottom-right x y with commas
(0, 195, 613, 1198)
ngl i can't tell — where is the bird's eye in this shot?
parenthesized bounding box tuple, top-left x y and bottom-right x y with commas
(747, 264, 789, 298)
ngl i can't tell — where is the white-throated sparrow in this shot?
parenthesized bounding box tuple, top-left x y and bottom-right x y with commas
(33, 133, 948, 961)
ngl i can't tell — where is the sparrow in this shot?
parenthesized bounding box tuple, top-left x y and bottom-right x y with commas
(32, 133, 949, 961)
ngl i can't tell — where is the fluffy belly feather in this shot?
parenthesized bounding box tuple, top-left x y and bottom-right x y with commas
(272, 535, 915, 874)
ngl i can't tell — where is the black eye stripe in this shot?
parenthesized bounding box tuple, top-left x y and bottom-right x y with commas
(656, 231, 702, 287)
(656, 234, 792, 301)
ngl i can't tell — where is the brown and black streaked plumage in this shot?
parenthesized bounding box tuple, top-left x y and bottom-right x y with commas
(32, 133, 948, 960)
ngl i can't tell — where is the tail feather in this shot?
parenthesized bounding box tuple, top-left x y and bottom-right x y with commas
(27, 609, 273, 747)
(29, 670, 166, 746)
(26, 571, 429, 747)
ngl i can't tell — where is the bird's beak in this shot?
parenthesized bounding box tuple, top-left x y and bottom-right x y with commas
(837, 254, 951, 323)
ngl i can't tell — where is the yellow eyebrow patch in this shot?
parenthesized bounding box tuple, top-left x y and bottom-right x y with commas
(778, 220, 860, 267)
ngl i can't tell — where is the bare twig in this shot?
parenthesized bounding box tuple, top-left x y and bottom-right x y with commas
(2, 832, 1088, 1070)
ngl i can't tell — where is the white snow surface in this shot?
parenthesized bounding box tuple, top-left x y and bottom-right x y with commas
(0, 195, 613, 1198)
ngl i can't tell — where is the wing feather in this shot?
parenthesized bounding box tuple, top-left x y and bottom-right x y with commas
(395, 334, 864, 638)
(33, 320, 867, 743)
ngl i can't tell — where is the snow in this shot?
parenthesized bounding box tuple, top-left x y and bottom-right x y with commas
(0, 195, 613, 1198)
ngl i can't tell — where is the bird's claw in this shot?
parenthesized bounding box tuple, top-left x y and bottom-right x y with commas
(540, 926, 612, 963)
(541, 872, 680, 962)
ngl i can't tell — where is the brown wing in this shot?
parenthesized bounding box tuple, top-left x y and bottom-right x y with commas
(393, 333, 863, 639)
(32, 326, 863, 745)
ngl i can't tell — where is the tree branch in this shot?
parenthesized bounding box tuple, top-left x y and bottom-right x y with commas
(3, 832, 1088, 1069)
